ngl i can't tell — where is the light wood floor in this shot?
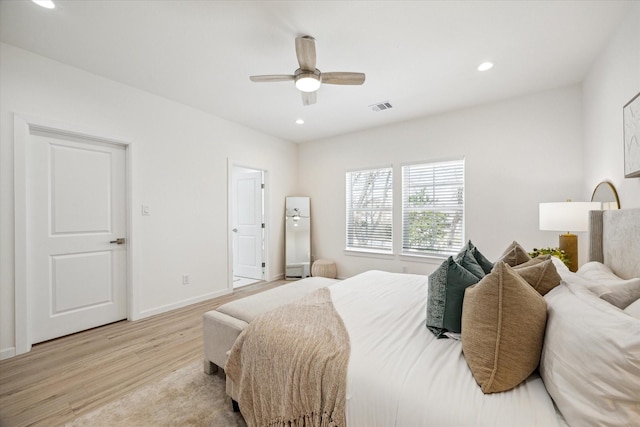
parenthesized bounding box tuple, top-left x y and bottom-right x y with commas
(0, 279, 287, 427)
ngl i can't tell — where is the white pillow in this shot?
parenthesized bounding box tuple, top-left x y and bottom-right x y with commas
(625, 298, 640, 320)
(575, 261, 640, 308)
(577, 261, 637, 285)
(588, 281, 640, 309)
(577, 261, 614, 277)
(540, 282, 640, 426)
(550, 256, 570, 276)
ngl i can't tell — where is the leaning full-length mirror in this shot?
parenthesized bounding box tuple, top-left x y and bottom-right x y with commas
(285, 197, 311, 279)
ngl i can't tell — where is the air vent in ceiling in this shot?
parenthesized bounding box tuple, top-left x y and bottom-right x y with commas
(370, 101, 393, 112)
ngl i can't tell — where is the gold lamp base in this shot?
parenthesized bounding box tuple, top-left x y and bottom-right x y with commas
(559, 233, 578, 272)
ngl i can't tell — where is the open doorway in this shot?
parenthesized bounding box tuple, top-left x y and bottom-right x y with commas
(230, 165, 266, 288)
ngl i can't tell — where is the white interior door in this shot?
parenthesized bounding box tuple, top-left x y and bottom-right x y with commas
(28, 130, 127, 344)
(232, 169, 263, 279)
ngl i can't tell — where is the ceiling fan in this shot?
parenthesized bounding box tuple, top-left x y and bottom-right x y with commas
(250, 36, 366, 106)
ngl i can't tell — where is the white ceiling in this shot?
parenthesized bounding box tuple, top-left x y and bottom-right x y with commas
(0, 0, 632, 143)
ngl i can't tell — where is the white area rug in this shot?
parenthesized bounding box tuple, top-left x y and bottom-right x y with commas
(66, 361, 246, 427)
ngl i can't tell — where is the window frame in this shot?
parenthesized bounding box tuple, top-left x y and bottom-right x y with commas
(400, 157, 465, 258)
(345, 166, 394, 255)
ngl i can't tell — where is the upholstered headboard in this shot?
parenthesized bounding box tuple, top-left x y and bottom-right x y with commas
(588, 208, 640, 279)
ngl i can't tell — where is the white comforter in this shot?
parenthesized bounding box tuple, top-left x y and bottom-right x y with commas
(329, 270, 563, 427)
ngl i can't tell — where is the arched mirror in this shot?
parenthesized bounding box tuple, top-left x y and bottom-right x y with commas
(591, 181, 620, 210)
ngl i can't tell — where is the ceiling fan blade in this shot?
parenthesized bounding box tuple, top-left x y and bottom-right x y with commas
(321, 72, 366, 85)
(302, 91, 317, 106)
(295, 36, 316, 71)
(250, 75, 295, 82)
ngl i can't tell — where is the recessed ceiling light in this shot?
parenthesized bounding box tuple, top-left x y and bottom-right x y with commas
(295, 119, 305, 125)
(477, 62, 494, 72)
(32, 0, 55, 9)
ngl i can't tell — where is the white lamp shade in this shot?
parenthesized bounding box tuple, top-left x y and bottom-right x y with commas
(539, 202, 601, 232)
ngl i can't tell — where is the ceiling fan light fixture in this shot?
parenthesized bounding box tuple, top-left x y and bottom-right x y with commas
(295, 74, 321, 92)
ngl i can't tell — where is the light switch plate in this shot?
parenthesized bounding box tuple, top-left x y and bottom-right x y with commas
(141, 204, 150, 216)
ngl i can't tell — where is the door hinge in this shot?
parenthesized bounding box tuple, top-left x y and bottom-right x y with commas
(261, 223, 265, 228)
(261, 183, 265, 189)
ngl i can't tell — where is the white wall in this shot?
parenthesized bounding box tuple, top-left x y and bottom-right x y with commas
(0, 43, 298, 358)
(298, 85, 584, 278)
(583, 4, 640, 207)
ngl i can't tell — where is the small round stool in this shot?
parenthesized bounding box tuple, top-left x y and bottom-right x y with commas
(311, 259, 337, 279)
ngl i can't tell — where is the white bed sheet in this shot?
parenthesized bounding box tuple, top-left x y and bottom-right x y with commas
(329, 270, 563, 427)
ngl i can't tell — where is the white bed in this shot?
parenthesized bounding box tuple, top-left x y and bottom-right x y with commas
(331, 270, 563, 427)
(226, 208, 640, 427)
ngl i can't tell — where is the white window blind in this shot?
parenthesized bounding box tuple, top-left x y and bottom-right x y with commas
(346, 167, 393, 252)
(402, 159, 464, 256)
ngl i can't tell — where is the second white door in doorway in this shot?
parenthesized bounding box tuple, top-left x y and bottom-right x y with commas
(232, 168, 263, 280)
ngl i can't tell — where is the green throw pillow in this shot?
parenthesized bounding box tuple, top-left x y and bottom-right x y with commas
(427, 257, 480, 338)
(463, 240, 494, 274)
(456, 248, 486, 279)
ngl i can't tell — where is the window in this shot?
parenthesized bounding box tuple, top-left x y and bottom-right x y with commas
(346, 167, 393, 253)
(402, 159, 464, 257)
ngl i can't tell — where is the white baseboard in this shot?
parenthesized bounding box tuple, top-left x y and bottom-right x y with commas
(136, 288, 232, 320)
(269, 273, 285, 281)
(1, 347, 16, 360)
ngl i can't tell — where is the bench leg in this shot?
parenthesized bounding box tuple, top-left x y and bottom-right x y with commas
(232, 399, 240, 412)
(203, 359, 218, 375)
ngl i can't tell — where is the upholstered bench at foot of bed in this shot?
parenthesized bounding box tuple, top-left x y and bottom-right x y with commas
(203, 276, 339, 374)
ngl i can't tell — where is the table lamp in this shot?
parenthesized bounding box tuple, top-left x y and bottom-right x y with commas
(539, 201, 601, 272)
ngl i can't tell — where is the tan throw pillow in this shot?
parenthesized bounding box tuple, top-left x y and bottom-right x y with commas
(513, 258, 561, 296)
(495, 241, 531, 266)
(514, 254, 551, 268)
(461, 261, 547, 394)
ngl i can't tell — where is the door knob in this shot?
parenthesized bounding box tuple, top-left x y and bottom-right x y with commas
(232, 228, 238, 233)
(110, 238, 126, 245)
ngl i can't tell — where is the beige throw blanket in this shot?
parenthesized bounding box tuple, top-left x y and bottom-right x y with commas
(225, 287, 350, 427)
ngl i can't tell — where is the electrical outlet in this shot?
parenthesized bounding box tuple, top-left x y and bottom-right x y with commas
(182, 274, 190, 285)
(402, 266, 408, 274)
